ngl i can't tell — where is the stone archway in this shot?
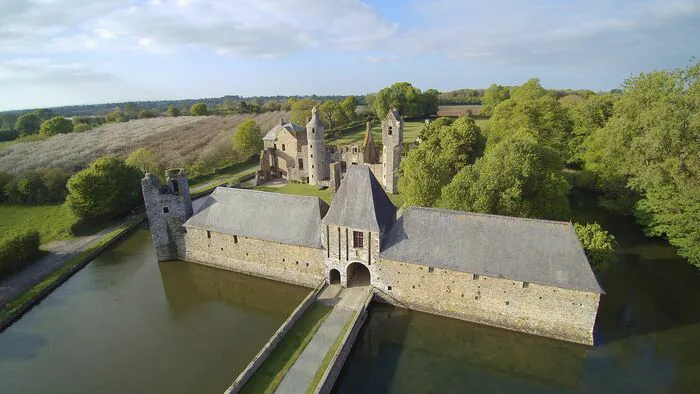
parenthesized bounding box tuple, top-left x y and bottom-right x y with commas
(346, 262, 370, 287)
(329, 269, 341, 285)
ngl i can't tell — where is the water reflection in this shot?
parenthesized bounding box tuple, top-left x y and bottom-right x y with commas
(335, 192, 700, 393)
(0, 227, 309, 394)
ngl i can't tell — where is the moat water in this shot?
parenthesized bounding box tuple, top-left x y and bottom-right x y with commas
(334, 193, 700, 393)
(0, 228, 309, 394)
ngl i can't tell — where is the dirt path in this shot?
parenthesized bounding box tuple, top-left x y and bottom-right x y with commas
(0, 222, 125, 308)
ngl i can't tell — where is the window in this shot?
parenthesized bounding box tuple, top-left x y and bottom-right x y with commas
(388, 126, 393, 135)
(473, 274, 479, 280)
(234, 235, 238, 244)
(428, 267, 434, 273)
(312, 165, 314, 169)
(162, 207, 169, 214)
(311, 154, 313, 158)
(282, 144, 286, 151)
(312, 128, 315, 134)
(172, 180, 179, 194)
(310, 144, 312, 148)
(298, 158, 304, 170)
(207, 231, 211, 239)
(522, 282, 529, 288)
(353, 147, 358, 153)
(274, 143, 277, 150)
(387, 286, 392, 291)
(353, 231, 364, 248)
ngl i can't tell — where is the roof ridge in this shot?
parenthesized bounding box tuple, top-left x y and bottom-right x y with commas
(407, 206, 571, 227)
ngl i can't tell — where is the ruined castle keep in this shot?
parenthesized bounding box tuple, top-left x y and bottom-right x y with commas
(142, 166, 603, 345)
(257, 106, 403, 193)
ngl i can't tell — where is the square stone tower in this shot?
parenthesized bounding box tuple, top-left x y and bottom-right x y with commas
(381, 109, 404, 194)
(141, 169, 193, 261)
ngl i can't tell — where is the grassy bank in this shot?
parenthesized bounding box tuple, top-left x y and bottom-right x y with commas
(0, 215, 144, 330)
(0, 203, 77, 243)
(190, 165, 258, 194)
(329, 121, 424, 145)
(253, 182, 404, 207)
(307, 311, 356, 393)
(240, 303, 332, 394)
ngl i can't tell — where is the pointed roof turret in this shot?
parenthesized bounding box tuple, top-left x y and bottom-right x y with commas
(322, 166, 397, 233)
(306, 106, 324, 130)
(362, 121, 379, 164)
(386, 108, 401, 122)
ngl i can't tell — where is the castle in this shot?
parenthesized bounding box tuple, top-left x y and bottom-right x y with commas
(256, 106, 403, 193)
(142, 164, 603, 345)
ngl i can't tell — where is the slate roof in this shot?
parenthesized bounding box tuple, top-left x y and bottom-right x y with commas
(306, 106, 324, 130)
(385, 109, 401, 122)
(380, 207, 603, 294)
(263, 120, 305, 141)
(322, 166, 396, 233)
(183, 187, 329, 248)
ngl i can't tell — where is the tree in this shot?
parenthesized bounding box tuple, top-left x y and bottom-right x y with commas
(290, 98, 315, 125)
(574, 223, 616, 269)
(340, 96, 358, 123)
(73, 124, 93, 133)
(567, 93, 618, 165)
(190, 103, 208, 116)
(41, 167, 70, 203)
(319, 101, 340, 130)
(67, 155, 143, 219)
(40, 116, 74, 136)
(558, 94, 585, 108)
(373, 82, 422, 119)
(15, 113, 42, 135)
(0, 114, 17, 130)
(439, 130, 571, 220)
(510, 78, 548, 102)
(106, 109, 125, 123)
(32, 108, 55, 122)
(418, 89, 439, 117)
(123, 102, 138, 120)
(582, 62, 700, 265)
(481, 84, 510, 116)
(126, 148, 160, 176)
(233, 119, 263, 157)
(138, 109, 155, 119)
(399, 116, 485, 206)
(6, 171, 48, 204)
(167, 105, 180, 117)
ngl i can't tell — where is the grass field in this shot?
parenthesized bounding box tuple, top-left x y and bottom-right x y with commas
(240, 303, 332, 394)
(329, 121, 425, 145)
(253, 182, 404, 207)
(0, 203, 77, 242)
(0, 134, 49, 150)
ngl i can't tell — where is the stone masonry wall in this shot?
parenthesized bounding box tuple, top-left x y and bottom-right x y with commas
(373, 258, 600, 345)
(323, 225, 380, 286)
(185, 228, 325, 288)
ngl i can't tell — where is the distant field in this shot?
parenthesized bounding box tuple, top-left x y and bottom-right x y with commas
(437, 104, 483, 117)
(329, 121, 425, 145)
(0, 203, 76, 243)
(0, 112, 288, 174)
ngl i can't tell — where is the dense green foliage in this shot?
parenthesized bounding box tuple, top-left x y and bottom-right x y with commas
(574, 223, 616, 268)
(126, 148, 160, 176)
(138, 109, 155, 119)
(399, 116, 485, 206)
(439, 130, 570, 219)
(370, 82, 439, 119)
(0, 129, 19, 142)
(439, 88, 484, 105)
(39, 116, 74, 136)
(481, 84, 510, 116)
(166, 105, 180, 117)
(15, 113, 42, 135)
(190, 103, 208, 116)
(581, 63, 700, 265)
(289, 98, 315, 125)
(5, 168, 70, 204)
(67, 155, 142, 219)
(105, 109, 125, 123)
(73, 123, 92, 133)
(233, 119, 264, 157)
(318, 96, 358, 130)
(0, 228, 41, 277)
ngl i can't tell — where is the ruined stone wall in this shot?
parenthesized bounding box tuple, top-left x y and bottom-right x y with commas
(373, 258, 599, 345)
(142, 171, 192, 261)
(185, 228, 325, 288)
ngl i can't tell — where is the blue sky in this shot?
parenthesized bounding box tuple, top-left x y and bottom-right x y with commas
(1, 0, 698, 110)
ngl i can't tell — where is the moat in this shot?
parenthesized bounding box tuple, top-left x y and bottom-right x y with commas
(1, 194, 699, 393)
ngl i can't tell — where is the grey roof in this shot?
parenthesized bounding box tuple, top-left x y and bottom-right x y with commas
(384, 109, 401, 122)
(263, 121, 305, 141)
(380, 207, 603, 294)
(306, 106, 324, 130)
(183, 187, 329, 248)
(322, 166, 396, 233)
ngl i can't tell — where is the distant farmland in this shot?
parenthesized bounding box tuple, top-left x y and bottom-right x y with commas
(0, 112, 288, 174)
(437, 105, 483, 117)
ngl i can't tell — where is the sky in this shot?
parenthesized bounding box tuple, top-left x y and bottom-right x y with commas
(1, 0, 699, 110)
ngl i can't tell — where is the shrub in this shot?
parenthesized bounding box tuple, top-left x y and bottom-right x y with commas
(138, 109, 155, 119)
(106, 109, 125, 123)
(0, 129, 19, 142)
(0, 171, 11, 201)
(190, 103, 208, 116)
(67, 155, 143, 219)
(73, 124, 93, 133)
(41, 167, 70, 202)
(40, 116, 74, 136)
(6, 171, 48, 203)
(15, 113, 42, 135)
(574, 222, 616, 269)
(0, 228, 41, 277)
(167, 106, 180, 117)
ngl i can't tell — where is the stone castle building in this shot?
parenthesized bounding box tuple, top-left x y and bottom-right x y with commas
(257, 106, 403, 193)
(142, 166, 603, 345)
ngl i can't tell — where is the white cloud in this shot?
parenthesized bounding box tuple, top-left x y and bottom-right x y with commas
(1, 0, 398, 57)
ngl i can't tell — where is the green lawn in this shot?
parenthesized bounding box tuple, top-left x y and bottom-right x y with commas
(253, 182, 404, 207)
(328, 121, 425, 146)
(0, 203, 77, 243)
(475, 117, 489, 129)
(240, 303, 332, 394)
(190, 165, 258, 194)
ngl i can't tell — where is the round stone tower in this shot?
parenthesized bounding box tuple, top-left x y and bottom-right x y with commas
(306, 106, 326, 185)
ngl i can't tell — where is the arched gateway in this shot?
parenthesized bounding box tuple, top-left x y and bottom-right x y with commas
(346, 262, 371, 287)
(329, 269, 341, 285)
